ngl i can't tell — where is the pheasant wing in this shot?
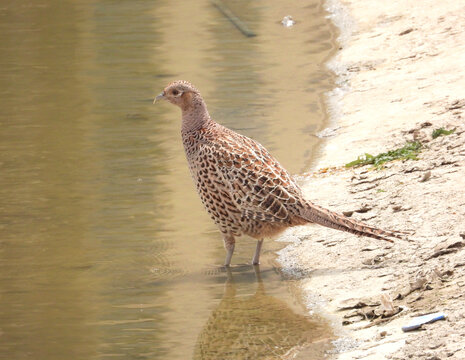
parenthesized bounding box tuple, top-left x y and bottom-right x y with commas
(211, 132, 302, 223)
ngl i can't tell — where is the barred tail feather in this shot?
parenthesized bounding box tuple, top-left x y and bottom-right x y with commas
(300, 201, 402, 243)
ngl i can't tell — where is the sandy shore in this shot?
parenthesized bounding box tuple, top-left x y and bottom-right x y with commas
(279, 0, 465, 358)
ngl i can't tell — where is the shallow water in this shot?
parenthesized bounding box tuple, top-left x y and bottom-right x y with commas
(0, 0, 337, 358)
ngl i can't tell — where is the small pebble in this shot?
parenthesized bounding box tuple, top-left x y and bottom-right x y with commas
(419, 170, 431, 182)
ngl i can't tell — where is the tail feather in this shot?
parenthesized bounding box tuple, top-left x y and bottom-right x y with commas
(300, 201, 402, 243)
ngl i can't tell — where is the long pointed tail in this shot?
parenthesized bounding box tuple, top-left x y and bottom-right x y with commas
(299, 201, 402, 242)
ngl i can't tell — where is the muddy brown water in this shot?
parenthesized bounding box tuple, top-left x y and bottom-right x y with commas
(0, 0, 338, 358)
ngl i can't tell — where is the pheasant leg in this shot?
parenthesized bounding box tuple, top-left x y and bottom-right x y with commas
(223, 235, 235, 267)
(252, 239, 264, 265)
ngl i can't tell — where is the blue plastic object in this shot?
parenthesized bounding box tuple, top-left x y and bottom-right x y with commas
(402, 312, 446, 332)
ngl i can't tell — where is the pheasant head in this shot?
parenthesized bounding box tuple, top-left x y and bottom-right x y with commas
(155, 80, 200, 107)
(154, 80, 211, 131)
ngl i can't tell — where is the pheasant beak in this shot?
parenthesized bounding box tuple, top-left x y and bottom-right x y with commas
(153, 92, 165, 104)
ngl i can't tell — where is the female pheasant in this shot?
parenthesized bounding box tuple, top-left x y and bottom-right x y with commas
(155, 80, 399, 266)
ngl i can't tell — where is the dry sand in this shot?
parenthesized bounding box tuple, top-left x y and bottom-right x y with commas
(279, 0, 465, 358)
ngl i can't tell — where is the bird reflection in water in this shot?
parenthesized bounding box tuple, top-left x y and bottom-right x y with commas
(193, 266, 333, 359)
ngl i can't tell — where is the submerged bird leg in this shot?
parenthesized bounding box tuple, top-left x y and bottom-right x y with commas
(252, 263, 266, 294)
(252, 239, 264, 265)
(223, 267, 236, 298)
(223, 235, 235, 267)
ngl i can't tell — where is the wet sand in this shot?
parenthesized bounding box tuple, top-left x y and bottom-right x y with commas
(279, 0, 465, 358)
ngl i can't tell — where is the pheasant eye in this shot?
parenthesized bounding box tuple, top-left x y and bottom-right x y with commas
(172, 89, 179, 96)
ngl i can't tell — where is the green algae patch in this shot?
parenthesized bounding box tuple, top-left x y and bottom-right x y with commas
(345, 141, 422, 169)
(432, 127, 455, 139)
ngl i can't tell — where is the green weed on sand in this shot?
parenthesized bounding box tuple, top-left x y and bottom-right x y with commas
(345, 141, 422, 169)
(432, 127, 455, 139)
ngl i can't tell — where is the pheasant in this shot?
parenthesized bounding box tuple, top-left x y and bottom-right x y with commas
(154, 80, 400, 266)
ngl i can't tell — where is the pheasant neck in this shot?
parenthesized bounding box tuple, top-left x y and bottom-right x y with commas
(181, 94, 212, 132)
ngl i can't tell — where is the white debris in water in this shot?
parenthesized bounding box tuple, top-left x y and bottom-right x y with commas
(316, 126, 340, 138)
(281, 15, 295, 27)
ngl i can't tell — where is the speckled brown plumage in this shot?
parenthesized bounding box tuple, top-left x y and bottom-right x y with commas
(155, 80, 401, 266)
